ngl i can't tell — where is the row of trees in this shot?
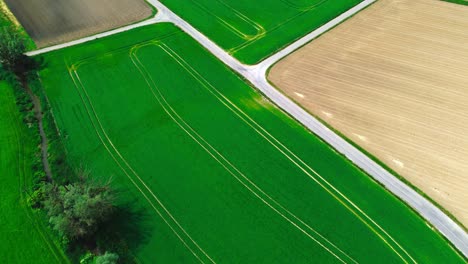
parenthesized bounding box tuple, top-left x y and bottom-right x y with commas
(1, 25, 121, 263)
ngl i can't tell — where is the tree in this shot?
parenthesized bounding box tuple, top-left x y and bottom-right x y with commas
(94, 252, 119, 264)
(42, 175, 115, 241)
(0, 26, 28, 76)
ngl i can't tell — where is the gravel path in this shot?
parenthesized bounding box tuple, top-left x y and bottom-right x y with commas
(26, 0, 468, 257)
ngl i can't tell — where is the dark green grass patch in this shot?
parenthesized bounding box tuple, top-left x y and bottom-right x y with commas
(443, 0, 468, 6)
(39, 23, 465, 263)
(0, 81, 67, 263)
(159, 0, 362, 64)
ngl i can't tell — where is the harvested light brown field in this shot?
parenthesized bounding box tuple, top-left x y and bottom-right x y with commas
(4, 0, 152, 48)
(269, 0, 468, 227)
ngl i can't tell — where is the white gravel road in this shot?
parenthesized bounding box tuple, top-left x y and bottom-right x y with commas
(26, 0, 468, 258)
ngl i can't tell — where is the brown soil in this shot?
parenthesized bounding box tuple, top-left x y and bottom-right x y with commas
(4, 0, 152, 48)
(269, 0, 468, 227)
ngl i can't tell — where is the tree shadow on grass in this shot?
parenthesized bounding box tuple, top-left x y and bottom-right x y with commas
(95, 197, 154, 263)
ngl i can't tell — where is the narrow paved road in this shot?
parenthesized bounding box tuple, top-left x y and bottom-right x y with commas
(26, 0, 468, 257)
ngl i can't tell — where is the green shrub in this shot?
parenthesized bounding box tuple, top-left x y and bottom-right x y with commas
(79, 252, 93, 264)
(27, 187, 45, 209)
(94, 252, 119, 264)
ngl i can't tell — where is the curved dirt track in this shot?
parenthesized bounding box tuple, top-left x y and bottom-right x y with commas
(26, 0, 468, 258)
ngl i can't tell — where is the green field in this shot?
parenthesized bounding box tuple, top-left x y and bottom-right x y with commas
(39, 23, 465, 263)
(159, 0, 361, 64)
(443, 0, 468, 5)
(0, 82, 67, 263)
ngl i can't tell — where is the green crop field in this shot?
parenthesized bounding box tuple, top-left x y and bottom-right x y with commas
(0, 82, 67, 263)
(443, 0, 468, 5)
(158, 0, 362, 64)
(39, 23, 464, 263)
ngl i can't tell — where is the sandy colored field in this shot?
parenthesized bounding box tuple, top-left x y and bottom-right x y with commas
(269, 0, 468, 227)
(4, 0, 152, 48)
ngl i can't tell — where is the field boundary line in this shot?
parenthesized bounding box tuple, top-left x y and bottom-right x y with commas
(68, 64, 214, 264)
(159, 43, 415, 263)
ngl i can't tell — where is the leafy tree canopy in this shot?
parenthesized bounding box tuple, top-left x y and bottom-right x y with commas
(42, 176, 115, 241)
(0, 26, 27, 74)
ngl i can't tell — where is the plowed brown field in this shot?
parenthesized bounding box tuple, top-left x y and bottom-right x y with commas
(4, 0, 152, 48)
(269, 0, 468, 227)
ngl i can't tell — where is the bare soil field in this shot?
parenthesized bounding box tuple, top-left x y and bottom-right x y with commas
(4, 0, 152, 48)
(269, 0, 468, 227)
